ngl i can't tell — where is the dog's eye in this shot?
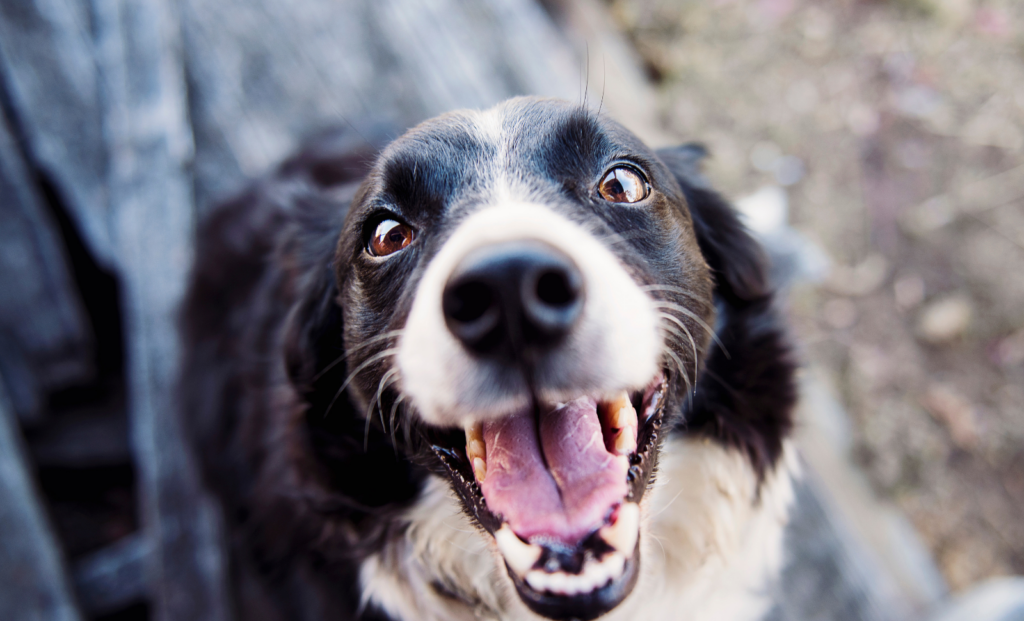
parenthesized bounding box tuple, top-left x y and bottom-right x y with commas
(369, 219, 415, 257)
(598, 167, 649, 203)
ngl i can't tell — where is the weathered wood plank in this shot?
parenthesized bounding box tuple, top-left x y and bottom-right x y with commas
(0, 0, 113, 267)
(73, 533, 151, 616)
(179, 0, 580, 210)
(0, 378, 84, 621)
(92, 0, 232, 618)
(28, 401, 131, 467)
(0, 100, 93, 424)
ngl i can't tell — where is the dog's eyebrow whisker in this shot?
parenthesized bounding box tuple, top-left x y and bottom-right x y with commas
(657, 312, 699, 390)
(652, 301, 730, 359)
(313, 329, 404, 382)
(323, 347, 400, 419)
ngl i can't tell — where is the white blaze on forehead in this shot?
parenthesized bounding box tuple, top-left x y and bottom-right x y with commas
(397, 202, 661, 427)
(469, 105, 513, 202)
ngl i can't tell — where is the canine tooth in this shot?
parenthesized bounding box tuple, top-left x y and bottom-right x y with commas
(607, 392, 631, 416)
(472, 457, 487, 482)
(495, 525, 541, 575)
(611, 397, 637, 430)
(611, 426, 636, 455)
(465, 423, 485, 457)
(466, 422, 487, 480)
(599, 502, 640, 558)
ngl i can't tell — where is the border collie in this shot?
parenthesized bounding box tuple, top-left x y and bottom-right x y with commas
(181, 97, 797, 621)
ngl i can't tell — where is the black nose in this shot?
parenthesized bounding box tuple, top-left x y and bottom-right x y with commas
(442, 242, 584, 356)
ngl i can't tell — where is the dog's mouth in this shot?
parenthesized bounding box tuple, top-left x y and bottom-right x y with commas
(430, 373, 667, 620)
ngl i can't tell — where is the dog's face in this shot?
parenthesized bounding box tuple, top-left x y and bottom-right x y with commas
(335, 98, 715, 620)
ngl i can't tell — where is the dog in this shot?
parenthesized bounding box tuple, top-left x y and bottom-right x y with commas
(180, 96, 798, 621)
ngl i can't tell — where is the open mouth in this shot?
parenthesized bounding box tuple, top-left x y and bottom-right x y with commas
(430, 374, 668, 620)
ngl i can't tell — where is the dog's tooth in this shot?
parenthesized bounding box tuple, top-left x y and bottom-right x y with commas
(612, 396, 637, 430)
(604, 552, 625, 580)
(599, 502, 640, 558)
(495, 525, 542, 575)
(611, 426, 636, 455)
(472, 457, 487, 482)
(525, 570, 548, 592)
(465, 422, 487, 479)
(468, 439, 485, 460)
(604, 392, 630, 426)
(465, 423, 484, 456)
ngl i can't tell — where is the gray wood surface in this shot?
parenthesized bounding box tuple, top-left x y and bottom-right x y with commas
(0, 106, 92, 424)
(0, 378, 84, 621)
(92, 0, 232, 619)
(73, 533, 151, 616)
(0, 0, 113, 268)
(180, 0, 579, 209)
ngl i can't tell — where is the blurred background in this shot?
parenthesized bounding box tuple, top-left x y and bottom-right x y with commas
(0, 0, 1021, 620)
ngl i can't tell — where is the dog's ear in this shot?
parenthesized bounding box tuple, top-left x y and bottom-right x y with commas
(280, 199, 349, 403)
(657, 144, 795, 481)
(657, 144, 768, 303)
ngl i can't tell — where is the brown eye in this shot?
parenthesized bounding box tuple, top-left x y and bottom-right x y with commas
(369, 219, 415, 257)
(598, 166, 649, 203)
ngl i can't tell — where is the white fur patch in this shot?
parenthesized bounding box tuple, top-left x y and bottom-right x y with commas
(397, 202, 661, 428)
(360, 438, 798, 621)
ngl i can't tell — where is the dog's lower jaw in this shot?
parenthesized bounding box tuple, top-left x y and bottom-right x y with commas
(359, 438, 799, 621)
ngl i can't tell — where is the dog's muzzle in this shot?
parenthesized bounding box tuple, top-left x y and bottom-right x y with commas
(398, 202, 664, 620)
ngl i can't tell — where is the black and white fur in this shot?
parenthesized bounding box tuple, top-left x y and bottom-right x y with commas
(181, 97, 797, 621)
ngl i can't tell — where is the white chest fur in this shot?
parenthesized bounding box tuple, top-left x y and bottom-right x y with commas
(360, 437, 798, 621)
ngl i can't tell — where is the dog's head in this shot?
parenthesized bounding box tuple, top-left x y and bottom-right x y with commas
(308, 97, 770, 620)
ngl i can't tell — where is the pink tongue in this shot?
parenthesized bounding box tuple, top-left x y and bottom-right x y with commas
(480, 397, 629, 545)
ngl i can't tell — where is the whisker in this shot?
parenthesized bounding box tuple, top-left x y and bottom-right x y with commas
(389, 394, 406, 450)
(365, 367, 400, 450)
(658, 312, 698, 389)
(641, 283, 706, 305)
(647, 531, 668, 566)
(650, 487, 686, 520)
(663, 347, 692, 397)
(373, 368, 400, 427)
(313, 329, 404, 382)
(652, 301, 729, 359)
(323, 347, 399, 419)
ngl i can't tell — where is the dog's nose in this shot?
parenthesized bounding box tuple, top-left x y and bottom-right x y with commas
(442, 242, 584, 355)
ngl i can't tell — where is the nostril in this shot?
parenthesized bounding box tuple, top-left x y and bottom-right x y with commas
(522, 259, 584, 340)
(443, 276, 502, 353)
(446, 281, 494, 324)
(535, 269, 578, 308)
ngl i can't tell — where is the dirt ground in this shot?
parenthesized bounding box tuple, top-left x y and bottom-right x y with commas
(607, 0, 1024, 592)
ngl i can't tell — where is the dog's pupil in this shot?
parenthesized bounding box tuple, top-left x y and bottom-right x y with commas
(605, 178, 625, 199)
